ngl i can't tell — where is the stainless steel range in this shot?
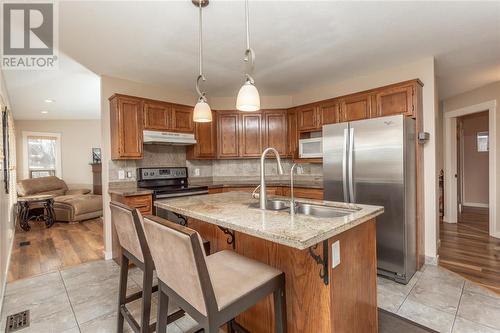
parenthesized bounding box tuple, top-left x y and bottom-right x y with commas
(137, 167, 208, 200)
(137, 167, 208, 222)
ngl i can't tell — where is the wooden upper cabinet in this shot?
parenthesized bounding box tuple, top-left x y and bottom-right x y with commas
(187, 111, 217, 159)
(375, 84, 415, 118)
(263, 110, 287, 156)
(143, 101, 170, 130)
(318, 100, 340, 125)
(297, 104, 320, 131)
(217, 112, 240, 158)
(171, 105, 194, 133)
(340, 93, 372, 122)
(287, 110, 298, 158)
(110, 95, 143, 160)
(240, 113, 263, 157)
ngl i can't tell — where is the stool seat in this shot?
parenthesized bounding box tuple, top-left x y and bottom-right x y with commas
(207, 250, 282, 310)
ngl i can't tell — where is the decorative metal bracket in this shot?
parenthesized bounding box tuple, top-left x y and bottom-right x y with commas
(217, 226, 235, 249)
(308, 240, 329, 285)
(173, 213, 188, 227)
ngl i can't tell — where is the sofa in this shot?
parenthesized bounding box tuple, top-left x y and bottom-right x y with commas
(17, 176, 103, 223)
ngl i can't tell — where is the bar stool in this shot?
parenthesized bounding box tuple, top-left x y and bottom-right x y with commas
(110, 202, 185, 333)
(142, 215, 287, 333)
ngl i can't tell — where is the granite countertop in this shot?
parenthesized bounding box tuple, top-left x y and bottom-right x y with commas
(154, 192, 383, 250)
(108, 186, 153, 196)
(189, 179, 324, 189)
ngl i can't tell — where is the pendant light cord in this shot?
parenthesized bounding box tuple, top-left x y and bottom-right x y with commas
(196, 0, 206, 101)
(244, 0, 255, 84)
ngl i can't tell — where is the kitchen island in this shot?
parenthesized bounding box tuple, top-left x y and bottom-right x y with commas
(155, 192, 384, 333)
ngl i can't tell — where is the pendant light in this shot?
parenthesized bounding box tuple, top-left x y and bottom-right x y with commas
(236, 0, 260, 112)
(193, 0, 212, 122)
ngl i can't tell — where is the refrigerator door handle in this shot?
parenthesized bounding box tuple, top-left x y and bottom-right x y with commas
(348, 128, 355, 203)
(342, 128, 349, 203)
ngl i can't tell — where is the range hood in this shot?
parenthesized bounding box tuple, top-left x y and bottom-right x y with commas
(143, 130, 197, 145)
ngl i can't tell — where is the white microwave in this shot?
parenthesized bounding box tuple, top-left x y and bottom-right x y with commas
(298, 137, 323, 158)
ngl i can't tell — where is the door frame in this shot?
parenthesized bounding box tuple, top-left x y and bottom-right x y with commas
(443, 100, 497, 238)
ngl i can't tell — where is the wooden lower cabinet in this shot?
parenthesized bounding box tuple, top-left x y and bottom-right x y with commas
(281, 187, 323, 200)
(186, 218, 378, 333)
(207, 186, 323, 200)
(110, 193, 153, 215)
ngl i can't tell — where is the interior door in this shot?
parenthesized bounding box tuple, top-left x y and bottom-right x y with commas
(349, 115, 406, 276)
(323, 122, 349, 202)
(457, 118, 464, 214)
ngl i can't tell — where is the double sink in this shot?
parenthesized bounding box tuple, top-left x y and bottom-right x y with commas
(250, 199, 358, 218)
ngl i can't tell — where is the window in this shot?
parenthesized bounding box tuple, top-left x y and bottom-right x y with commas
(23, 132, 61, 179)
(477, 131, 489, 152)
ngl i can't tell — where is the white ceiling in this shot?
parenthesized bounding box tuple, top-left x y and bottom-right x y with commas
(4, 0, 500, 120)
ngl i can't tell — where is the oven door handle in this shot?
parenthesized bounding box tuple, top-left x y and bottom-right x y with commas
(155, 190, 208, 199)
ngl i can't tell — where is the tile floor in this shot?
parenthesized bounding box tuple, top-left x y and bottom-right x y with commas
(1, 259, 499, 333)
(378, 265, 500, 333)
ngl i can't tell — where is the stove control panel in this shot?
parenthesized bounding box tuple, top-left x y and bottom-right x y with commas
(138, 167, 187, 180)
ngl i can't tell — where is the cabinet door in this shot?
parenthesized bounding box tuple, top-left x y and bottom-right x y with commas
(297, 105, 319, 131)
(240, 113, 263, 157)
(112, 96, 143, 159)
(287, 110, 298, 158)
(188, 111, 217, 159)
(319, 100, 340, 125)
(375, 84, 414, 117)
(171, 105, 194, 133)
(217, 112, 240, 158)
(263, 110, 287, 155)
(340, 94, 371, 122)
(143, 101, 170, 130)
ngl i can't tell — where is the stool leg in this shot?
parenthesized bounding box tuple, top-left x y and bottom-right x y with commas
(117, 254, 129, 333)
(227, 319, 234, 333)
(140, 262, 153, 333)
(273, 283, 287, 333)
(156, 285, 169, 333)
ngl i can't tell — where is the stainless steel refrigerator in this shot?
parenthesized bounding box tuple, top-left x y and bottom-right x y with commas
(323, 114, 416, 284)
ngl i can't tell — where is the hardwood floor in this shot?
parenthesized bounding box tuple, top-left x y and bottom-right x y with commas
(439, 207, 500, 293)
(8, 218, 104, 282)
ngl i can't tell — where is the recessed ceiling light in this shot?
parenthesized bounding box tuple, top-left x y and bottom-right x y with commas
(44, 99, 54, 103)
(41, 111, 49, 114)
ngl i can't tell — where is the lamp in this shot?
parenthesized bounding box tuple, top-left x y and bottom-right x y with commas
(192, 0, 212, 122)
(236, 0, 260, 112)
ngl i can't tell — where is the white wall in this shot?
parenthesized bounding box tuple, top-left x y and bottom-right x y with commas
(442, 81, 500, 238)
(0, 70, 16, 315)
(100, 75, 194, 258)
(290, 57, 439, 260)
(14, 120, 101, 188)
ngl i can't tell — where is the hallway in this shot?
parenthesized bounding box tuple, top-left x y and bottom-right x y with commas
(439, 207, 500, 293)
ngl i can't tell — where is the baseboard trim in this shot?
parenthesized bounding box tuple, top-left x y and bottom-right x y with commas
(425, 255, 439, 266)
(463, 202, 489, 208)
(1, 231, 15, 316)
(442, 216, 457, 224)
(103, 250, 113, 261)
(491, 232, 500, 240)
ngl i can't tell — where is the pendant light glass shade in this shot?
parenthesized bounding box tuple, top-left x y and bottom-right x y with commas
(193, 98, 212, 122)
(236, 80, 260, 112)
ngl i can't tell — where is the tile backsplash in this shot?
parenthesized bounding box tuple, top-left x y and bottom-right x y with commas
(108, 145, 323, 182)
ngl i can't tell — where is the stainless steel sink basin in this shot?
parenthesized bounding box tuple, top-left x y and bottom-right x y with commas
(249, 199, 290, 211)
(294, 203, 357, 218)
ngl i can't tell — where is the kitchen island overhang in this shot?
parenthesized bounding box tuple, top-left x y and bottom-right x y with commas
(154, 192, 384, 333)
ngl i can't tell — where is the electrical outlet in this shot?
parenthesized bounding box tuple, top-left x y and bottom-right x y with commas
(297, 165, 304, 175)
(126, 171, 132, 178)
(194, 168, 200, 176)
(118, 169, 125, 180)
(332, 241, 340, 268)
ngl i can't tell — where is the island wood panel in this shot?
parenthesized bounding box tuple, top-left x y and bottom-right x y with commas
(186, 218, 233, 254)
(233, 232, 332, 333)
(330, 219, 378, 333)
(240, 113, 263, 157)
